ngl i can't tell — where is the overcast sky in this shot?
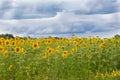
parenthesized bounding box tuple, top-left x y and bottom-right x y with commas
(0, 0, 120, 38)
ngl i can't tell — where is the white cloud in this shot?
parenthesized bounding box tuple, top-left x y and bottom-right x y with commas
(0, 0, 120, 37)
(0, 11, 120, 38)
(0, 0, 120, 19)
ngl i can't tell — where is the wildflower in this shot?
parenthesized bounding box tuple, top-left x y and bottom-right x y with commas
(62, 51, 68, 58)
(8, 64, 13, 71)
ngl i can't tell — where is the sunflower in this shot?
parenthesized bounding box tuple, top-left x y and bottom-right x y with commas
(15, 36, 19, 41)
(99, 43, 105, 48)
(0, 45, 4, 52)
(14, 46, 21, 53)
(8, 64, 13, 71)
(3, 50, 9, 57)
(32, 43, 39, 50)
(83, 43, 87, 48)
(19, 39, 25, 45)
(21, 48, 26, 54)
(4, 39, 10, 46)
(11, 41, 16, 46)
(0, 39, 3, 45)
(62, 51, 68, 58)
(42, 52, 47, 58)
(46, 46, 50, 51)
(71, 48, 75, 54)
(46, 39, 52, 45)
(47, 48, 54, 55)
(56, 46, 60, 52)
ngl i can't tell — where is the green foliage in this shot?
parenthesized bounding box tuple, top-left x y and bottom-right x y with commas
(114, 34, 120, 38)
(0, 34, 120, 80)
(0, 33, 14, 39)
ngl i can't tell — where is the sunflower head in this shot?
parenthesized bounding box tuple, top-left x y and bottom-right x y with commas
(62, 51, 68, 58)
(5, 40, 10, 46)
(32, 43, 39, 50)
(14, 46, 21, 53)
(46, 39, 52, 45)
(42, 52, 47, 58)
(3, 50, 9, 57)
(8, 64, 13, 71)
(21, 48, 26, 54)
(0, 45, 4, 52)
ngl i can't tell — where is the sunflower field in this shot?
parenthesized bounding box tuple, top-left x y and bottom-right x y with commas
(0, 35, 120, 80)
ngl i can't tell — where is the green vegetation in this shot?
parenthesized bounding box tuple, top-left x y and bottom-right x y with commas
(0, 34, 120, 80)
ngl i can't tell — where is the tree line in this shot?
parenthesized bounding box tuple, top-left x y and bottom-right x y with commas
(0, 33, 120, 39)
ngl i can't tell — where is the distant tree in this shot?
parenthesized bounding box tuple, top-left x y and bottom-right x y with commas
(72, 33, 76, 38)
(114, 34, 120, 38)
(0, 33, 14, 39)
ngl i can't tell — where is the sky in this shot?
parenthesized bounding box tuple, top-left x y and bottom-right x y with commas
(0, 0, 120, 38)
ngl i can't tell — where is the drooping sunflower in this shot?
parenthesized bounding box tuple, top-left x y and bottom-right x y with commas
(55, 46, 60, 52)
(8, 64, 13, 71)
(70, 48, 75, 54)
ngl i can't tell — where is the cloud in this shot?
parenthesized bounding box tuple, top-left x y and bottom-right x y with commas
(0, 0, 62, 19)
(0, 0, 120, 38)
(0, 0, 120, 19)
(0, 11, 120, 38)
(75, 0, 120, 14)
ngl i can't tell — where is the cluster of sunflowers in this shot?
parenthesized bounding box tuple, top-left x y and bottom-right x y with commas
(0, 35, 120, 80)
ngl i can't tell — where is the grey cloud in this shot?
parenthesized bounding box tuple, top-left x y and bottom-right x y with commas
(0, 0, 120, 38)
(0, 0, 120, 19)
(0, 0, 62, 19)
(74, 0, 119, 14)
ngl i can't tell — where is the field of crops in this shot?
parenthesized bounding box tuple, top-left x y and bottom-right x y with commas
(0, 35, 120, 80)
